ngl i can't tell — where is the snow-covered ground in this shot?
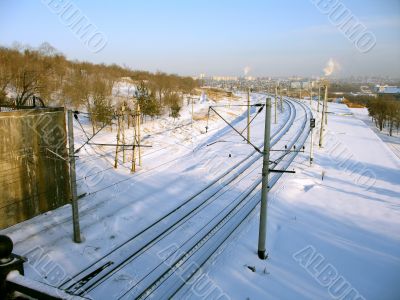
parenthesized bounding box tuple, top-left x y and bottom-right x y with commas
(178, 102, 400, 300)
(1, 97, 399, 300)
(351, 107, 400, 160)
(1, 92, 278, 292)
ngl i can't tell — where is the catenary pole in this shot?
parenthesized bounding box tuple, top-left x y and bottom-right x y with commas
(122, 104, 126, 163)
(67, 110, 81, 243)
(317, 84, 321, 112)
(137, 104, 142, 166)
(114, 112, 121, 168)
(319, 85, 328, 147)
(325, 85, 328, 126)
(192, 97, 194, 125)
(131, 114, 136, 173)
(247, 88, 251, 143)
(274, 86, 277, 124)
(258, 97, 271, 260)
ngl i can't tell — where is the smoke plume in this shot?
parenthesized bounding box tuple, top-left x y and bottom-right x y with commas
(323, 58, 340, 76)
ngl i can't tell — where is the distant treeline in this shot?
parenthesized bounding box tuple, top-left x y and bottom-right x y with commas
(0, 43, 199, 130)
(341, 94, 400, 136)
(366, 96, 400, 136)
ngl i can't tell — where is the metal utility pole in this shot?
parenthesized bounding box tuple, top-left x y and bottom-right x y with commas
(192, 97, 194, 122)
(131, 114, 136, 173)
(188, 96, 194, 126)
(137, 104, 142, 166)
(317, 84, 321, 112)
(274, 85, 278, 124)
(325, 86, 328, 126)
(122, 105, 126, 163)
(247, 88, 251, 143)
(67, 110, 81, 243)
(319, 85, 328, 148)
(309, 86, 312, 108)
(114, 112, 121, 168)
(258, 97, 272, 260)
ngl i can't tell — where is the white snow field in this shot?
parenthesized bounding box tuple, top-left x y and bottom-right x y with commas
(176, 102, 400, 300)
(351, 107, 400, 160)
(1, 96, 399, 300)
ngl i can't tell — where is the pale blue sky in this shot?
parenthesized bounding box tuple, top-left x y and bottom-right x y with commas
(1, 0, 399, 77)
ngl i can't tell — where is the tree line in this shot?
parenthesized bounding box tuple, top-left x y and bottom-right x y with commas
(366, 95, 400, 136)
(0, 43, 199, 131)
(338, 94, 400, 136)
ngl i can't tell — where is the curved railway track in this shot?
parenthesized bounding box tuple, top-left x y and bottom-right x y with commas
(124, 99, 311, 300)
(58, 98, 311, 299)
(168, 98, 311, 300)
(10, 98, 288, 247)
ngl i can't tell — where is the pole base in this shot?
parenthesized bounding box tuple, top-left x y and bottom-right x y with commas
(258, 250, 268, 260)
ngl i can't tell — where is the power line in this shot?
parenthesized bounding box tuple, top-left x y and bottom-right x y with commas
(208, 106, 262, 153)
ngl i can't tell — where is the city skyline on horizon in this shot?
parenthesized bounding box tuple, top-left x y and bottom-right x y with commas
(1, 0, 399, 78)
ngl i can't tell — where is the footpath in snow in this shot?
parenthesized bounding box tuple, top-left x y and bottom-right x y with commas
(180, 102, 400, 300)
(351, 107, 400, 160)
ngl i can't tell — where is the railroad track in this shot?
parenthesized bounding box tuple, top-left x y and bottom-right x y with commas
(171, 98, 311, 299)
(56, 100, 294, 293)
(10, 98, 284, 247)
(57, 99, 310, 299)
(122, 99, 310, 300)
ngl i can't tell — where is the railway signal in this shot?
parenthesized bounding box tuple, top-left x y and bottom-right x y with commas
(310, 118, 315, 165)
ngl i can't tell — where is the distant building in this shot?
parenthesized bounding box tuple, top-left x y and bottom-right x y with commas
(301, 81, 311, 89)
(212, 76, 238, 81)
(290, 81, 315, 89)
(374, 85, 400, 95)
(290, 82, 301, 89)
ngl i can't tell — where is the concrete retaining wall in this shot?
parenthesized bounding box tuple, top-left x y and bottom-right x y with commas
(0, 108, 70, 229)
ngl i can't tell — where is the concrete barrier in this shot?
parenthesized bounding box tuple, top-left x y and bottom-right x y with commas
(0, 108, 70, 229)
